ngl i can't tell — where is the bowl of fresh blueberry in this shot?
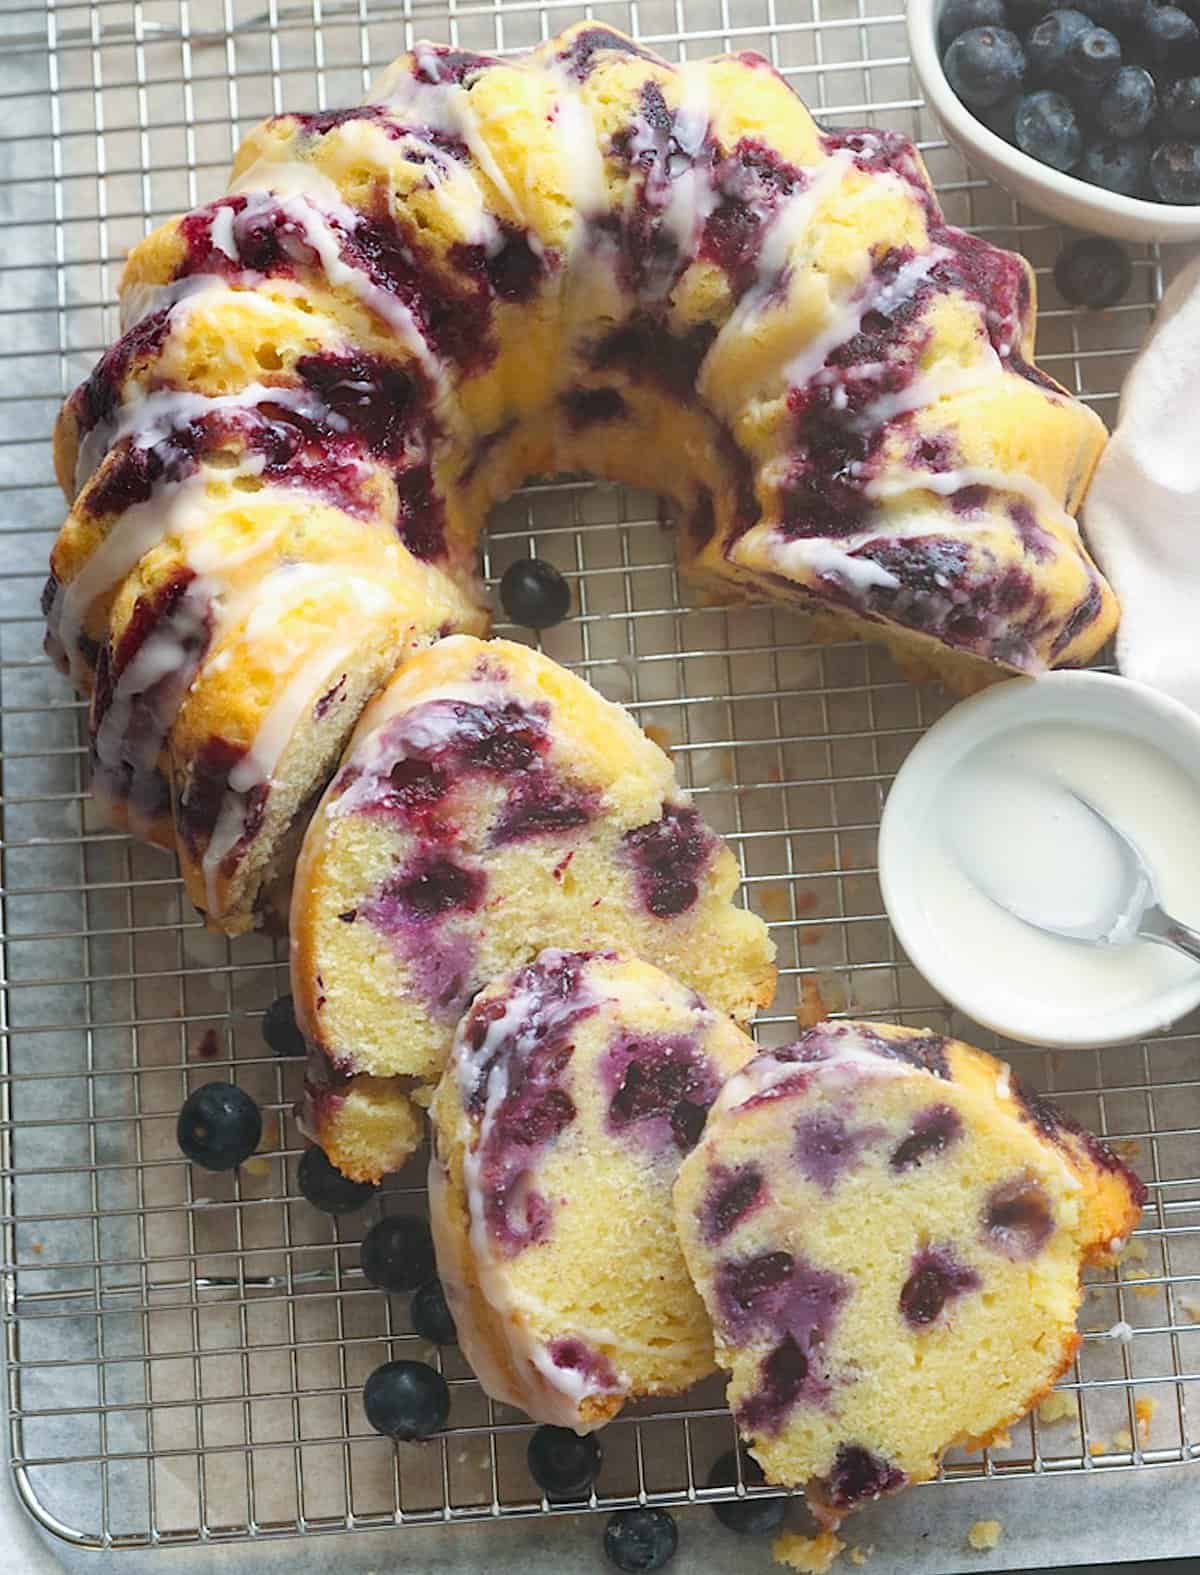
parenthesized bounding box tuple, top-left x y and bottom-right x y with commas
(909, 0, 1200, 240)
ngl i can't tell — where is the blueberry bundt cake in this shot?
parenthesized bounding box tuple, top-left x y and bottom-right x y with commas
(291, 635, 774, 1110)
(428, 948, 757, 1429)
(46, 23, 1116, 929)
(673, 1021, 1145, 1519)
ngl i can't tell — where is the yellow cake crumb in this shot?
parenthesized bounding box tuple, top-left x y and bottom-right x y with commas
(1037, 1391, 1077, 1425)
(1118, 1237, 1149, 1263)
(1089, 1439, 1110, 1456)
(1113, 1427, 1134, 1451)
(848, 1548, 874, 1567)
(967, 1520, 1003, 1551)
(1135, 1397, 1156, 1443)
(772, 1529, 846, 1573)
(643, 723, 674, 755)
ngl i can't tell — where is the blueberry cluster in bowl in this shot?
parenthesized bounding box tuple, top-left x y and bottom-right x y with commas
(941, 0, 1200, 201)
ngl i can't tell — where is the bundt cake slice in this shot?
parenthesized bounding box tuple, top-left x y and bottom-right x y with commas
(429, 948, 757, 1429)
(299, 1068, 427, 1184)
(673, 1021, 1145, 1519)
(291, 634, 775, 1096)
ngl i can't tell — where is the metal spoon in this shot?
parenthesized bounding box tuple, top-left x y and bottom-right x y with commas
(980, 790, 1200, 963)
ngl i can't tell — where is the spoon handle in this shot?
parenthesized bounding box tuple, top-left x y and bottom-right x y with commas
(1138, 904, 1200, 965)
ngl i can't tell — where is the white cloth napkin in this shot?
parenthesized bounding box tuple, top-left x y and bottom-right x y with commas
(1084, 252, 1200, 715)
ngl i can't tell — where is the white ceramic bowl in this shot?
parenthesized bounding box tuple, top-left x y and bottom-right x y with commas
(908, 0, 1200, 242)
(879, 671, 1200, 1048)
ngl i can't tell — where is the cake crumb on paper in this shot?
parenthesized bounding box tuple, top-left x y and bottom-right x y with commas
(1037, 1391, 1077, 1425)
(1181, 1295, 1200, 1323)
(1113, 1428, 1135, 1451)
(772, 1529, 845, 1573)
(760, 886, 791, 922)
(1089, 1439, 1110, 1456)
(644, 723, 674, 755)
(848, 1547, 874, 1567)
(1118, 1238, 1149, 1264)
(967, 1520, 1003, 1551)
(1135, 1397, 1156, 1443)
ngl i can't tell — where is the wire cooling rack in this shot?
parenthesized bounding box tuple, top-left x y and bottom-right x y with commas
(1, 0, 1198, 1555)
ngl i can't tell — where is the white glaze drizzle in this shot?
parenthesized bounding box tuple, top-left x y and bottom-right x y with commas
(198, 569, 390, 912)
(702, 148, 853, 379)
(372, 47, 526, 226)
(867, 464, 1080, 537)
(53, 474, 213, 686)
(781, 245, 950, 396)
(441, 957, 630, 1431)
(331, 676, 518, 818)
(710, 1023, 912, 1124)
(548, 69, 607, 224)
(656, 64, 717, 259)
(90, 573, 213, 839)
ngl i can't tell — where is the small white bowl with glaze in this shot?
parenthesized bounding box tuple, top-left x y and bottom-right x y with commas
(908, 0, 1200, 243)
(879, 670, 1200, 1048)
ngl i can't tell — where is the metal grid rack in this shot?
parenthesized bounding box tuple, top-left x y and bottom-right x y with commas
(0, 0, 1197, 1553)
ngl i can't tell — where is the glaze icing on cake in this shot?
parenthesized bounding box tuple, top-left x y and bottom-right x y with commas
(291, 634, 774, 1127)
(429, 948, 757, 1429)
(673, 1020, 1144, 1518)
(45, 23, 1116, 930)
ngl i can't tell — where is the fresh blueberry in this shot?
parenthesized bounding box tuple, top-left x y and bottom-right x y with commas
(944, 26, 1028, 107)
(499, 557, 572, 629)
(1150, 138, 1200, 198)
(410, 1278, 458, 1345)
(360, 1214, 437, 1292)
(1080, 135, 1151, 190)
(527, 1424, 603, 1498)
(706, 1449, 787, 1535)
(1067, 25, 1123, 83)
(1142, 4, 1199, 63)
(261, 993, 305, 1057)
(1015, 88, 1084, 166)
(1164, 74, 1200, 133)
(1079, 0, 1149, 33)
(1054, 235, 1134, 305)
(362, 1359, 450, 1441)
(1026, 9, 1093, 76)
(296, 1146, 378, 1214)
(1098, 64, 1157, 134)
(603, 1508, 679, 1572)
(939, 0, 1009, 46)
(177, 1081, 261, 1171)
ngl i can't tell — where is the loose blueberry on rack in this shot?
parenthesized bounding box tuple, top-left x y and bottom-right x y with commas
(1097, 65, 1156, 139)
(1015, 89, 1083, 168)
(1053, 235, 1133, 307)
(1150, 140, 1200, 200)
(1080, 137, 1150, 193)
(261, 993, 305, 1057)
(944, 26, 1028, 107)
(410, 1278, 458, 1345)
(360, 1214, 437, 1292)
(177, 1081, 262, 1171)
(296, 1145, 378, 1214)
(603, 1508, 679, 1572)
(1164, 76, 1200, 138)
(1066, 25, 1122, 86)
(939, 0, 1009, 46)
(527, 1424, 603, 1498)
(499, 557, 572, 629)
(706, 1449, 787, 1535)
(1026, 9, 1092, 79)
(362, 1359, 450, 1441)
